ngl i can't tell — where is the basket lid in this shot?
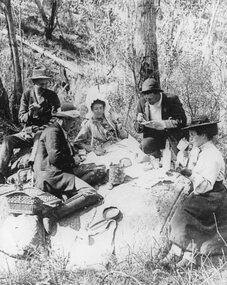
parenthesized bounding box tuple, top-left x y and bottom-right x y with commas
(6, 191, 43, 205)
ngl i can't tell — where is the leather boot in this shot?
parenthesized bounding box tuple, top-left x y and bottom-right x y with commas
(54, 192, 103, 219)
(42, 216, 57, 235)
(42, 207, 58, 235)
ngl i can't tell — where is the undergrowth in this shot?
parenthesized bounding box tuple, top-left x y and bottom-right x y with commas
(1, 251, 227, 285)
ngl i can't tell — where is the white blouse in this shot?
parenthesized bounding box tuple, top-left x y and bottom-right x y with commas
(190, 141, 225, 195)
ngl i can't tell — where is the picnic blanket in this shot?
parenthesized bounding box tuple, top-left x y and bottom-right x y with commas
(50, 138, 191, 269)
(0, 137, 191, 271)
(84, 135, 150, 169)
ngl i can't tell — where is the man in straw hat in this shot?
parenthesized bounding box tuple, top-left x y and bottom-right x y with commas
(135, 78, 187, 157)
(33, 107, 103, 225)
(162, 116, 227, 268)
(0, 66, 60, 184)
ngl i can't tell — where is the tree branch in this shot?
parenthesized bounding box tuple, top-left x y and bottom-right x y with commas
(34, 0, 48, 25)
(17, 35, 83, 76)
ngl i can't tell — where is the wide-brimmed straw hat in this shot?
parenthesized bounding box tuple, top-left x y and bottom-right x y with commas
(141, 78, 163, 93)
(52, 103, 80, 119)
(52, 110, 80, 119)
(182, 116, 219, 130)
(30, 67, 52, 80)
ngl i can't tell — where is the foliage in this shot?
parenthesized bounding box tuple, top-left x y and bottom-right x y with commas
(169, 56, 220, 119)
(1, 250, 227, 284)
(158, 0, 227, 122)
(1, 0, 227, 128)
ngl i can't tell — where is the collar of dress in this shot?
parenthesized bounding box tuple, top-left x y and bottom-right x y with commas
(199, 140, 213, 151)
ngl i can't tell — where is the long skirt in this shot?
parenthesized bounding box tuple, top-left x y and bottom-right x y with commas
(169, 181, 227, 255)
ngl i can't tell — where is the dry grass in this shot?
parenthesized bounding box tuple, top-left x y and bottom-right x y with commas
(1, 250, 227, 285)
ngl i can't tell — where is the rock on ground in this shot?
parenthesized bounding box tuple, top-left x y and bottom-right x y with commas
(0, 214, 45, 258)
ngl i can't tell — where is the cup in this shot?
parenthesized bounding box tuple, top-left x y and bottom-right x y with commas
(177, 138, 189, 151)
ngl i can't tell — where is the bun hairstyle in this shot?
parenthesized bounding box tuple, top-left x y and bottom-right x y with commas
(191, 124, 218, 140)
(183, 116, 219, 140)
(91, 99, 106, 111)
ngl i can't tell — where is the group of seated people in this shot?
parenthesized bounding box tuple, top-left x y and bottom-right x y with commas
(0, 66, 227, 268)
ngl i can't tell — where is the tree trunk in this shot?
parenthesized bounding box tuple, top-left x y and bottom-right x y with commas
(34, 0, 58, 40)
(135, 0, 160, 89)
(45, 0, 58, 40)
(3, 0, 23, 124)
(0, 78, 11, 120)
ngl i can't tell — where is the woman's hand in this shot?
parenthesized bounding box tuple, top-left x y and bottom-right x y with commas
(180, 167, 192, 177)
(176, 164, 192, 177)
(73, 154, 82, 166)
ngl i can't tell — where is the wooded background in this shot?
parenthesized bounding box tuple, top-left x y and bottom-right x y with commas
(0, 0, 226, 138)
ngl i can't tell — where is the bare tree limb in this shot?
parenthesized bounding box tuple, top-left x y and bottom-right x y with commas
(17, 36, 83, 76)
(200, 0, 220, 65)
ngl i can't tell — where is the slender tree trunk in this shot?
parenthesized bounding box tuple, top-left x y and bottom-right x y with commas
(0, 78, 11, 120)
(201, 0, 220, 65)
(135, 0, 160, 87)
(45, 0, 58, 40)
(19, 0, 24, 86)
(34, 0, 59, 40)
(3, 0, 23, 123)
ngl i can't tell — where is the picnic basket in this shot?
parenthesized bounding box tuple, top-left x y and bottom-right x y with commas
(38, 192, 62, 207)
(109, 162, 125, 186)
(5, 191, 43, 215)
(23, 187, 62, 207)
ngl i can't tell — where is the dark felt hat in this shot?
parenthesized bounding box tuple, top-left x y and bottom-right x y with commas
(30, 67, 52, 80)
(141, 78, 163, 93)
(182, 116, 219, 130)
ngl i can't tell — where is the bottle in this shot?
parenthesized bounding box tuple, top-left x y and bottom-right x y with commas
(162, 140, 171, 172)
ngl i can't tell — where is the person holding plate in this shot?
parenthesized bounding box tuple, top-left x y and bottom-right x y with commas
(135, 78, 186, 158)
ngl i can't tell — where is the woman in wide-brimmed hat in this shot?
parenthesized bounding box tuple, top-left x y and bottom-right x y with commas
(162, 116, 227, 268)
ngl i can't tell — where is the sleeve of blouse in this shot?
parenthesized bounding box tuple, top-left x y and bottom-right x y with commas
(189, 154, 221, 195)
(74, 120, 91, 144)
(116, 124, 128, 139)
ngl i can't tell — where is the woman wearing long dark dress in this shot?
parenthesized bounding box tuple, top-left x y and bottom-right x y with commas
(164, 117, 227, 267)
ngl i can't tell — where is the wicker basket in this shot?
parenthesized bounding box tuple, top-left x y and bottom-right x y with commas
(5, 192, 43, 215)
(23, 187, 62, 207)
(38, 192, 62, 207)
(0, 184, 15, 196)
(109, 163, 125, 186)
(23, 187, 44, 197)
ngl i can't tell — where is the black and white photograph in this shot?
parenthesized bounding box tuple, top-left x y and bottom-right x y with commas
(0, 0, 227, 284)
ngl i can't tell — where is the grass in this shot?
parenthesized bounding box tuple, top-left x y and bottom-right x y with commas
(1, 250, 227, 284)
